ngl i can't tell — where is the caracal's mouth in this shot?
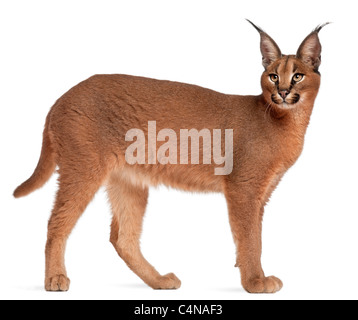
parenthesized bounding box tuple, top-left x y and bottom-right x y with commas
(271, 93, 301, 110)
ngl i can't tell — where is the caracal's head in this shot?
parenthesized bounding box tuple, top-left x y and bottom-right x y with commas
(247, 20, 330, 111)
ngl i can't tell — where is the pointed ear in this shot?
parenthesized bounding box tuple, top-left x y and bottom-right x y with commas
(296, 23, 331, 71)
(246, 19, 282, 69)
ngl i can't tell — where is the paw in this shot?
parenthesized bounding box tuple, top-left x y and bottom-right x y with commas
(151, 273, 181, 290)
(45, 274, 70, 291)
(243, 276, 283, 294)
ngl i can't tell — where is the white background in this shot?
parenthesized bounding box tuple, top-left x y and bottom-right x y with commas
(1, 0, 357, 300)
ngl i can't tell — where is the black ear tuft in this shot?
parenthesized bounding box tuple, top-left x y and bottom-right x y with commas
(314, 22, 332, 33)
(246, 19, 265, 34)
(246, 19, 282, 69)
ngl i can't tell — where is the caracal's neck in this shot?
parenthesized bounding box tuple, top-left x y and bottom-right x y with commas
(257, 94, 315, 131)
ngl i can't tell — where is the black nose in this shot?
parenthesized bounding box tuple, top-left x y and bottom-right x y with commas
(279, 90, 289, 100)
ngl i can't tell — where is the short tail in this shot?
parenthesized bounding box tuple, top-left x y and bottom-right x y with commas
(13, 115, 56, 198)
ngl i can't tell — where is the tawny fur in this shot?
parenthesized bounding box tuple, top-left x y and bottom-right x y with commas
(14, 22, 327, 293)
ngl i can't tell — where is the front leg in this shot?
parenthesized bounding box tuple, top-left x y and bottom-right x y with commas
(224, 179, 283, 293)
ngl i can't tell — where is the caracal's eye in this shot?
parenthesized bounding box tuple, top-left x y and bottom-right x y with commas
(269, 74, 279, 83)
(293, 73, 304, 82)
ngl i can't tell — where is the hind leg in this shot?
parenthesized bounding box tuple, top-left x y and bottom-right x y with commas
(45, 165, 105, 291)
(107, 172, 181, 289)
